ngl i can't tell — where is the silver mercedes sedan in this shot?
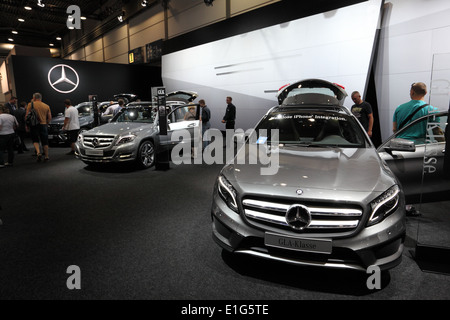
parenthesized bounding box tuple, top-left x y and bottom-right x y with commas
(211, 79, 407, 271)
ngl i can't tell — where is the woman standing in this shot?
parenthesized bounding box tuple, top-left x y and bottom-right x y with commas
(0, 104, 18, 168)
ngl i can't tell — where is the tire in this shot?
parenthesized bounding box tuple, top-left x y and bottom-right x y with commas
(136, 140, 155, 169)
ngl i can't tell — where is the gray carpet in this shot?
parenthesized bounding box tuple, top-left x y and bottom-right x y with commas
(1, 144, 450, 301)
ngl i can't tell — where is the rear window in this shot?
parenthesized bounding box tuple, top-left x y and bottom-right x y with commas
(286, 87, 337, 99)
(255, 110, 367, 148)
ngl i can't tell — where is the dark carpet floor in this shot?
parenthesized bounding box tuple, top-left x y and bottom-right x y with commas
(1, 144, 450, 302)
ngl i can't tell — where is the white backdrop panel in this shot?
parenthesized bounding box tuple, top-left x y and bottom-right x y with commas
(162, 0, 382, 130)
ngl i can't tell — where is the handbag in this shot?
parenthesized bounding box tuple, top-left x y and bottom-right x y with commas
(25, 102, 40, 127)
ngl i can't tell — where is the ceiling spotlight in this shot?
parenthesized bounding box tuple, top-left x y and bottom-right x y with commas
(8, 38, 14, 42)
(117, 11, 125, 22)
(56, 36, 62, 40)
(204, 0, 214, 6)
(141, 0, 148, 7)
(37, 0, 45, 8)
(18, 18, 25, 22)
(12, 30, 18, 34)
(49, 43, 54, 47)
(81, 16, 87, 20)
(24, 6, 32, 10)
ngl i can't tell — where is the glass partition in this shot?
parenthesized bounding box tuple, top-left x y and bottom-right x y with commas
(415, 53, 450, 274)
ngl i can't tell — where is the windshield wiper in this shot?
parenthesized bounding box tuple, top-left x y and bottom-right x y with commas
(281, 143, 340, 148)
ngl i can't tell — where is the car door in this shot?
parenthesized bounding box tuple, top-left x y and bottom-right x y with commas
(378, 112, 449, 203)
(166, 105, 200, 149)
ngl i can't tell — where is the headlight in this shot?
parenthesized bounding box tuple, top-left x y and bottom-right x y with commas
(116, 134, 137, 146)
(218, 175, 238, 213)
(77, 134, 83, 143)
(367, 185, 400, 226)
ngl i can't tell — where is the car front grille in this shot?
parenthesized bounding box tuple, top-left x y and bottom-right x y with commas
(242, 198, 363, 234)
(49, 124, 63, 134)
(82, 135, 116, 149)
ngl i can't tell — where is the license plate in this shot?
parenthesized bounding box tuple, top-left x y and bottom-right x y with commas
(86, 149, 103, 156)
(265, 232, 332, 254)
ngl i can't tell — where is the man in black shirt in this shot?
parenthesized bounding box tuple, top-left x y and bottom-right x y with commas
(200, 99, 211, 150)
(4, 96, 18, 116)
(222, 96, 236, 130)
(351, 91, 374, 138)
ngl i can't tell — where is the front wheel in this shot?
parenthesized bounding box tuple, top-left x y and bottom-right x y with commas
(136, 140, 155, 169)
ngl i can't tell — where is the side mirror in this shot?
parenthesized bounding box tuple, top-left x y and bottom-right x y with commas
(167, 119, 171, 124)
(385, 138, 416, 155)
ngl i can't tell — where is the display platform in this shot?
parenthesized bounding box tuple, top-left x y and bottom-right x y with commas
(411, 201, 450, 275)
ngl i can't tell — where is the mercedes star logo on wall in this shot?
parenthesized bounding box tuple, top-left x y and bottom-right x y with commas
(48, 64, 79, 94)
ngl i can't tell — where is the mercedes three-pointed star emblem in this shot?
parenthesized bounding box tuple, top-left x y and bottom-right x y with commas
(48, 64, 79, 94)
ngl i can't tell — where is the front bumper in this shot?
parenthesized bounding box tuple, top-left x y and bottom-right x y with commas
(211, 193, 406, 271)
(48, 132, 67, 144)
(75, 143, 136, 163)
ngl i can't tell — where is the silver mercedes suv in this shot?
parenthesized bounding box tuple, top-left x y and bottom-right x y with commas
(75, 91, 200, 169)
(212, 79, 406, 271)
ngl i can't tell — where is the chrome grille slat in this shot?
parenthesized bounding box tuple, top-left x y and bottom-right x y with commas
(244, 209, 359, 229)
(83, 136, 115, 149)
(243, 199, 362, 216)
(243, 198, 363, 232)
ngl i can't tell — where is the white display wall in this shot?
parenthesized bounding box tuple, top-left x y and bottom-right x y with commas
(162, 0, 383, 130)
(375, 0, 450, 141)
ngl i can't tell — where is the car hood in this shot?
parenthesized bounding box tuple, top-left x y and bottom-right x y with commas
(82, 122, 156, 136)
(222, 145, 397, 201)
(50, 114, 91, 125)
(50, 115, 65, 125)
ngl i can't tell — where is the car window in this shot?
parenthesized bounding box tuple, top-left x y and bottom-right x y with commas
(171, 105, 197, 122)
(255, 110, 366, 147)
(77, 104, 92, 116)
(286, 87, 337, 99)
(115, 106, 156, 123)
(395, 114, 445, 145)
(425, 115, 446, 144)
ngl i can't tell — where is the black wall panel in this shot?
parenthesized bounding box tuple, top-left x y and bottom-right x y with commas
(164, 0, 367, 55)
(11, 55, 162, 115)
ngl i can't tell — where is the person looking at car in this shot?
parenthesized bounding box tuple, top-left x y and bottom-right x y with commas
(62, 99, 80, 155)
(4, 96, 18, 116)
(15, 101, 29, 153)
(113, 99, 125, 116)
(184, 105, 196, 121)
(393, 82, 438, 142)
(0, 104, 18, 168)
(26, 92, 52, 162)
(199, 99, 211, 150)
(102, 101, 119, 116)
(351, 91, 374, 138)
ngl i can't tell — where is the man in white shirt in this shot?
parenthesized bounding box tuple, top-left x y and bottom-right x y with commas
(102, 101, 120, 116)
(113, 99, 125, 116)
(62, 99, 80, 155)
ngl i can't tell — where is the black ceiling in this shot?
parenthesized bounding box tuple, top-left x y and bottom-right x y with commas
(0, 0, 125, 50)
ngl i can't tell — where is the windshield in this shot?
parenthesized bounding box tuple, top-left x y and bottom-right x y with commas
(76, 103, 93, 116)
(255, 109, 367, 148)
(115, 106, 156, 123)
